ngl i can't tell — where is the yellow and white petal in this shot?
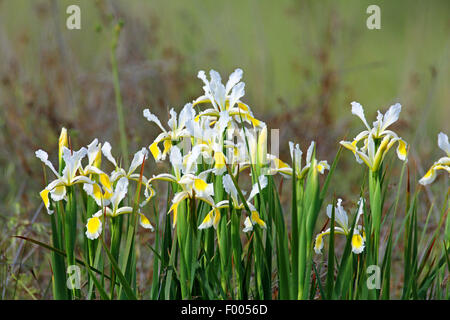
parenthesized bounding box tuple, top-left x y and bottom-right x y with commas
(314, 232, 326, 254)
(194, 178, 214, 197)
(40, 189, 53, 215)
(396, 138, 408, 161)
(161, 139, 172, 160)
(71, 175, 94, 186)
(340, 140, 357, 153)
(351, 233, 365, 254)
(212, 210, 221, 229)
(273, 157, 291, 172)
(372, 135, 391, 171)
(110, 168, 126, 184)
(85, 216, 102, 240)
(140, 183, 156, 207)
(149, 141, 162, 162)
(316, 160, 330, 174)
(251, 211, 266, 229)
(198, 210, 215, 230)
(243, 217, 253, 233)
(169, 191, 189, 227)
(419, 166, 437, 185)
(58, 128, 68, 163)
(114, 206, 133, 217)
(83, 183, 104, 207)
(139, 213, 154, 231)
(82, 165, 102, 176)
(149, 173, 178, 184)
(49, 184, 66, 202)
(353, 131, 370, 145)
(213, 151, 227, 175)
(196, 195, 216, 208)
(99, 173, 113, 193)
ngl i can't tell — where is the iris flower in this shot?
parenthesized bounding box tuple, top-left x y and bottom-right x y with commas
(314, 198, 366, 255)
(85, 177, 153, 240)
(340, 102, 408, 171)
(80, 139, 113, 204)
(198, 174, 268, 230)
(419, 132, 450, 185)
(147, 146, 216, 227)
(36, 147, 93, 214)
(101, 142, 148, 184)
(193, 69, 262, 128)
(143, 103, 195, 161)
(185, 113, 235, 175)
(269, 141, 329, 179)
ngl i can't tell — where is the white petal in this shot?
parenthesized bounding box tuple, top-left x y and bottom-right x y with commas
(351, 101, 371, 130)
(128, 148, 148, 176)
(197, 70, 209, 87)
(223, 174, 239, 204)
(228, 82, 245, 109)
(335, 199, 349, 231)
(225, 68, 243, 94)
(178, 103, 195, 129)
(167, 108, 178, 131)
(115, 206, 133, 216)
(111, 177, 129, 211)
(87, 138, 100, 165)
(438, 132, 450, 155)
(101, 142, 117, 167)
(35, 149, 60, 177)
(143, 108, 166, 132)
(306, 141, 315, 165)
(248, 175, 268, 202)
(381, 103, 401, 131)
(242, 216, 253, 233)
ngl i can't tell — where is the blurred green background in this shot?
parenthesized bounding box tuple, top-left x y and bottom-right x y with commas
(0, 0, 448, 298)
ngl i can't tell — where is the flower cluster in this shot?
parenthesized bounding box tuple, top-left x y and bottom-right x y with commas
(141, 69, 330, 232)
(36, 136, 154, 240)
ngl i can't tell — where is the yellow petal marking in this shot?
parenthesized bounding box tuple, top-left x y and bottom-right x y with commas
(87, 217, 101, 235)
(149, 142, 161, 160)
(40, 189, 50, 208)
(251, 211, 266, 229)
(100, 173, 112, 193)
(351, 234, 364, 253)
(194, 179, 208, 192)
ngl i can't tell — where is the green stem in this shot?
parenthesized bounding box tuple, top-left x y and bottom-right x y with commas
(64, 186, 79, 299)
(111, 22, 129, 167)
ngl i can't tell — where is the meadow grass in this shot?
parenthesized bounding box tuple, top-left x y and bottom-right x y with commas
(26, 68, 449, 300)
(0, 0, 449, 300)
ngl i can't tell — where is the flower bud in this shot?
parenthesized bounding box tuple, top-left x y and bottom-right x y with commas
(58, 127, 68, 168)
